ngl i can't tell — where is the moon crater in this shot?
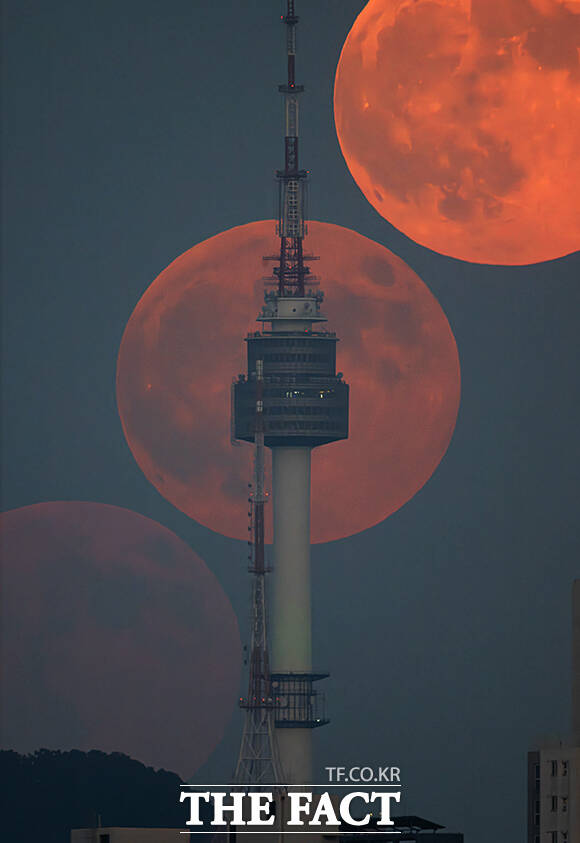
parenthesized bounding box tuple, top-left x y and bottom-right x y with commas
(334, 0, 580, 264)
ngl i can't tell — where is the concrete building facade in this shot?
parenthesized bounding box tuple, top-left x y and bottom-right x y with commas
(528, 744, 580, 842)
(528, 580, 580, 843)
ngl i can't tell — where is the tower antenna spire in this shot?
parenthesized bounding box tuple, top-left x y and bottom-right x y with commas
(273, 0, 310, 297)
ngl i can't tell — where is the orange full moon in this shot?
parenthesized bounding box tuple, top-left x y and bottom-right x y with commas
(117, 221, 460, 543)
(0, 502, 241, 779)
(334, 0, 580, 265)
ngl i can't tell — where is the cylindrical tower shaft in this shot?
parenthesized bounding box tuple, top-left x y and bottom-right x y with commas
(271, 446, 312, 784)
(271, 446, 312, 673)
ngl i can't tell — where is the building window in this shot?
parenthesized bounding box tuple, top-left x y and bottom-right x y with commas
(534, 800, 540, 826)
(551, 760, 558, 776)
(562, 760, 568, 776)
(562, 797, 568, 813)
(551, 795, 558, 812)
(99, 836, 110, 843)
(551, 832, 558, 843)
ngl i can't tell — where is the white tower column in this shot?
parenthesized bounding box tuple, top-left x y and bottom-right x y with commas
(272, 446, 312, 670)
(271, 446, 312, 785)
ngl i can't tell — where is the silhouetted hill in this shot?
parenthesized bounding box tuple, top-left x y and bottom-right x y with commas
(0, 748, 190, 843)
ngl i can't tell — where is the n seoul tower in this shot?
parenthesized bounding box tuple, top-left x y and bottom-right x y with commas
(233, 0, 349, 785)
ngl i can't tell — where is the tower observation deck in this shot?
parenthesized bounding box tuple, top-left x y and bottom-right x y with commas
(233, 321, 349, 448)
(232, 0, 349, 786)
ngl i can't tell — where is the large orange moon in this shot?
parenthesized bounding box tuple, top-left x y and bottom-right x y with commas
(334, 0, 580, 265)
(117, 221, 460, 543)
(0, 502, 241, 779)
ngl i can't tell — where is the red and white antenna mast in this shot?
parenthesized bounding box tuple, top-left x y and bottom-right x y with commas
(264, 0, 319, 298)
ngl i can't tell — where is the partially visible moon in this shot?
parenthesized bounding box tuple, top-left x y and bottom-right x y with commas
(0, 502, 241, 779)
(117, 221, 460, 542)
(334, 0, 580, 265)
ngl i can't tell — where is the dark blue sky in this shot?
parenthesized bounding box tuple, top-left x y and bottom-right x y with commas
(2, 1, 579, 839)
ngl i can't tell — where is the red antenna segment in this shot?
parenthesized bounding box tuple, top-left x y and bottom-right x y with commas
(271, 0, 311, 297)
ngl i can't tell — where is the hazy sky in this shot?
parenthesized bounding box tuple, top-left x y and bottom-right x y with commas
(2, 1, 579, 839)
